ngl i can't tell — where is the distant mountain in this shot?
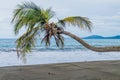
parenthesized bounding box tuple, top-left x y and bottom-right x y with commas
(83, 35, 120, 39)
(106, 35, 120, 39)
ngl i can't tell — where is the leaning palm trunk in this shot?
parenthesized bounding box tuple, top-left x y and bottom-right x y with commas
(62, 31, 120, 52)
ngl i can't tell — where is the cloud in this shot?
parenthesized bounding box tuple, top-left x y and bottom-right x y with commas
(91, 12, 120, 27)
(84, 12, 120, 36)
(0, 0, 120, 38)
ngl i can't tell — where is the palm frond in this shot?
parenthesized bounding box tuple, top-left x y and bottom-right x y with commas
(57, 34, 64, 47)
(16, 26, 40, 60)
(41, 34, 51, 47)
(57, 16, 92, 31)
(12, 2, 55, 35)
(12, 2, 41, 22)
(42, 8, 55, 22)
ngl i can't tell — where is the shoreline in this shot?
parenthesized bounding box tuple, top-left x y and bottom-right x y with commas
(0, 60, 120, 80)
(0, 51, 120, 67)
(0, 59, 119, 68)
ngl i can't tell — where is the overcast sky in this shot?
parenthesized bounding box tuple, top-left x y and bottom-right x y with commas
(0, 0, 120, 38)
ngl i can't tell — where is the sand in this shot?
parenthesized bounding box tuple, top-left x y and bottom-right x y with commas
(0, 60, 120, 80)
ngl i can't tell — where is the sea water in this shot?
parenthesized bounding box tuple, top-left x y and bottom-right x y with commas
(0, 38, 120, 67)
(0, 38, 120, 52)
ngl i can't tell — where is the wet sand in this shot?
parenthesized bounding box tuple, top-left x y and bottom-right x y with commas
(0, 60, 120, 80)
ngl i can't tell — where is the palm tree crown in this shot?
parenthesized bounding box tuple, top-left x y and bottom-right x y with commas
(12, 2, 92, 58)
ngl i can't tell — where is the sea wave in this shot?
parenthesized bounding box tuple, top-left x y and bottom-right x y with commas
(0, 50, 120, 67)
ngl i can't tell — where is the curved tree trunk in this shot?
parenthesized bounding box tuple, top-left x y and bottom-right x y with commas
(62, 31, 120, 52)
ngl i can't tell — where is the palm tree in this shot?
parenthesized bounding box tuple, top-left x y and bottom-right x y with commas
(12, 2, 120, 58)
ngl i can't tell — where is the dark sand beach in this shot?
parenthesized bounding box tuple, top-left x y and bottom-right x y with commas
(0, 60, 120, 80)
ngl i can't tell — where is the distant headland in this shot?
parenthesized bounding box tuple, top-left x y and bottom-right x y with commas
(83, 35, 120, 39)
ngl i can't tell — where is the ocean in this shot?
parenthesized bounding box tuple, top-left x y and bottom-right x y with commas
(0, 38, 120, 67)
(0, 38, 120, 52)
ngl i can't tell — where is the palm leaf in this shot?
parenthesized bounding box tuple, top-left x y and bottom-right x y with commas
(16, 26, 41, 61)
(12, 2, 55, 35)
(41, 34, 51, 47)
(57, 34, 64, 47)
(57, 16, 92, 31)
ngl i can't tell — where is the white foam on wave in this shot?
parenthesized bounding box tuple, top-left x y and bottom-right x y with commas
(0, 51, 120, 67)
